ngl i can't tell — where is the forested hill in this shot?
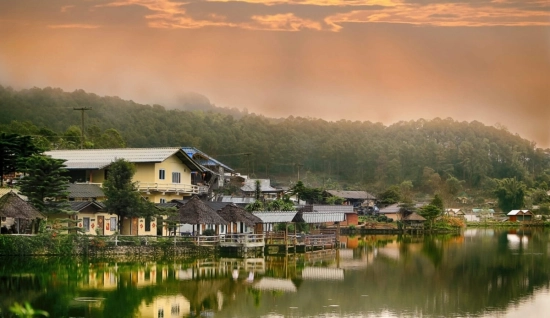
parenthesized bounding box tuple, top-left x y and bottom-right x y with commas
(1, 85, 549, 194)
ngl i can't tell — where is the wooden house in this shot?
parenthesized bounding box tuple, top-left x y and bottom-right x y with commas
(0, 191, 45, 234)
(167, 195, 227, 235)
(507, 210, 533, 222)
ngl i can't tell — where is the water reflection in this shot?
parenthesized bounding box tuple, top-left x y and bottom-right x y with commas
(0, 229, 549, 318)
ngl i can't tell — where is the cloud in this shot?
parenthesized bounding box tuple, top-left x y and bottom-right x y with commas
(325, 2, 550, 27)
(247, 13, 323, 31)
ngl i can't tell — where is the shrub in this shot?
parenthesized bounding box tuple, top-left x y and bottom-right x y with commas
(202, 229, 216, 236)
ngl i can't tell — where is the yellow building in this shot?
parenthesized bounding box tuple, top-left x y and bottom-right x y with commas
(46, 148, 206, 236)
(46, 148, 205, 204)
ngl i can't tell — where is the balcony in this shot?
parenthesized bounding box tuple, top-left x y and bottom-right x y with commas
(137, 182, 199, 195)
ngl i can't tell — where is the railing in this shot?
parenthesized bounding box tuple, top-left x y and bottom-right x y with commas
(219, 233, 265, 245)
(137, 182, 199, 194)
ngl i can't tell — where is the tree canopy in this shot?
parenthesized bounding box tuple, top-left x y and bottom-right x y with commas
(1, 85, 549, 202)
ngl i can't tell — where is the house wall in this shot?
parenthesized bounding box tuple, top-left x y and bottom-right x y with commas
(89, 170, 106, 184)
(121, 217, 158, 236)
(341, 213, 358, 226)
(154, 155, 193, 185)
(77, 212, 118, 236)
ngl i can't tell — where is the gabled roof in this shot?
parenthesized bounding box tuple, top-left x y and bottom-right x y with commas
(241, 179, 281, 193)
(45, 148, 204, 172)
(507, 210, 533, 216)
(301, 205, 354, 213)
(181, 147, 234, 172)
(325, 190, 376, 200)
(67, 183, 105, 199)
(68, 201, 105, 212)
(379, 204, 400, 214)
(252, 211, 298, 223)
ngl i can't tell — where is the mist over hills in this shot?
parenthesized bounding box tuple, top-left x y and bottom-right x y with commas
(1, 85, 549, 197)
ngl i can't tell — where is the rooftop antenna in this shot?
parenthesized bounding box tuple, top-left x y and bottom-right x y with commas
(73, 106, 92, 149)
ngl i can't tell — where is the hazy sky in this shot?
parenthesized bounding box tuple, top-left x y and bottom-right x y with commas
(1, 0, 549, 147)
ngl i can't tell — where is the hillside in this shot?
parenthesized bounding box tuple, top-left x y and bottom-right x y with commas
(1, 85, 549, 200)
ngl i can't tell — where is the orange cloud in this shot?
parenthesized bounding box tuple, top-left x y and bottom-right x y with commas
(247, 13, 323, 31)
(326, 2, 550, 28)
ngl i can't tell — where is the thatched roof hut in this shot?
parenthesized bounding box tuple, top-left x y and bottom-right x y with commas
(217, 204, 262, 228)
(169, 195, 227, 226)
(0, 191, 45, 220)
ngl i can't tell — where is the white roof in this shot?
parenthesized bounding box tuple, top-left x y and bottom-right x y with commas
(301, 212, 346, 223)
(310, 205, 354, 213)
(45, 148, 182, 169)
(252, 211, 297, 223)
(507, 210, 531, 216)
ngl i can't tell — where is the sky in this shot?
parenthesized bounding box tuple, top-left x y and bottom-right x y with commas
(0, 0, 549, 148)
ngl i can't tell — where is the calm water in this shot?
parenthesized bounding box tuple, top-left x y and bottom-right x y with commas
(1, 229, 549, 318)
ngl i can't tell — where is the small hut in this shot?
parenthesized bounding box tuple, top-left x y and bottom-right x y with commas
(217, 204, 262, 234)
(402, 212, 426, 229)
(168, 195, 227, 235)
(0, 191, 45, 234)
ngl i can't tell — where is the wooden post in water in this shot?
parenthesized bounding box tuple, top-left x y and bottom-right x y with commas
(285, 223, 288, 255)
(336, 222, 340, 249)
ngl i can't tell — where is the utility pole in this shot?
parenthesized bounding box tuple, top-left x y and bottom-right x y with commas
(73, 107, 92, 149)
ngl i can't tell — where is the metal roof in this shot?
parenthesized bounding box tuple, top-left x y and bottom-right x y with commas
(252, 211, 297, 223)
(507, 210, 532, 216)
(67, 183, 105, 199)
(45, 148, 203, 172)
(181, 147, 234, 172)
(307, 205, 354, 213)
(241, 179, 281, 193)
(325, 190, 376, 200)
(302, 212, 346, 223)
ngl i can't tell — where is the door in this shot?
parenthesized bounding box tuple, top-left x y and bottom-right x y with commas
(97, 216, 104, 235)
(132, 217, 138, 235)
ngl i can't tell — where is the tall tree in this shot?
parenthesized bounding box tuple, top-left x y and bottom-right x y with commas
(103, 159, 151, 233)
(18, 154, 69, 214)
(494, 178, 526, 212)
(0, 133, 41, 187)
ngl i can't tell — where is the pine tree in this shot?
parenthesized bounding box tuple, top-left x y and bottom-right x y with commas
(18, 154, 69, 214)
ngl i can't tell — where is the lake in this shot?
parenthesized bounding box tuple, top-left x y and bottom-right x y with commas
(1, 229, 549, 318)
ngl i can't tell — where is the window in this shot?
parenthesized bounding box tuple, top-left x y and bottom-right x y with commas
(159, 198, 166, 204)
(172, 172, 181, 183)
(158, 309, 164, 318)
(145, 216, 151, 232)
(158, 169, 165, 180)
(83, 217, 90, 232)
(110, 217, 117, 231)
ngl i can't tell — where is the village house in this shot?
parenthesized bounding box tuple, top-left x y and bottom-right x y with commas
(324, 190, 377, 209)
(46, 148, 205, 204)
(507, 210, 533, 222)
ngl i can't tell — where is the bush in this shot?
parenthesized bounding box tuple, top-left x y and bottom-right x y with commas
(202, 229, 216, 236)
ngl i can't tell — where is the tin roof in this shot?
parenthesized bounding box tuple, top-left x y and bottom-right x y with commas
(45, 148, 203, 172)
(294, 211, 346, 223)
(252, 211, 298, 223)
(325, 190, 376, 200)
(67, 183, 105, 199)
(181, 147, 234, 172)
(241, 179, 281, 193)
(507, 210, 532, 216)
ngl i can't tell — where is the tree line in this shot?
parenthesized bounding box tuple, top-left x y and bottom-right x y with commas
(1, 85, 549, 210)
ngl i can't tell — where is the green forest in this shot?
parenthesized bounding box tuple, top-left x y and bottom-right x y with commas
(1, 85, 549, 210)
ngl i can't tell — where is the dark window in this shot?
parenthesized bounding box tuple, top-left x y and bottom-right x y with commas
(159, 169, 165, 180)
